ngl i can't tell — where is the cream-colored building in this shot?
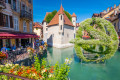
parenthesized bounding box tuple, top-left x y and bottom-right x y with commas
(0, 0, 38, 49)
(33, 22, 43, 40)
(42, 5, 77, 48)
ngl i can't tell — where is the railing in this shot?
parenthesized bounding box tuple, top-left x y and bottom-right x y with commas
(0, 72, 35, 80)
(0, 0, 6, 9)
(20, 10, 32, 20)
(0, 47, 46, 64)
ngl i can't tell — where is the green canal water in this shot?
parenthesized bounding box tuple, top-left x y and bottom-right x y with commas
(42, 47, 120, 80)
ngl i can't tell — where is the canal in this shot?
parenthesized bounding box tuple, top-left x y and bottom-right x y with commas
(42, 47, 120, 80)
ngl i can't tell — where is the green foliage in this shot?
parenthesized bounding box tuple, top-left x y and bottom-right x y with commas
(64, 11, 72, 21)
(34, 55, 41, 71)
(71, 18, 119, 62)
(45, 10, 57, 23)
(54, 62, 70, 80)
(45, 10, 72, 23)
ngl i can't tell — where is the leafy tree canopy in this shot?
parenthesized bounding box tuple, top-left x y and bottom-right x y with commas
(45, 10, 72, 23)
(64, 11, 72, 21)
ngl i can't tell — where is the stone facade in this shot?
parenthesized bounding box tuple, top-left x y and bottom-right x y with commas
(42, 5, 76, 48)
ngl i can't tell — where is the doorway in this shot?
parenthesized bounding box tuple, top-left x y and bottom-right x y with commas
(21, 39, 29, 48)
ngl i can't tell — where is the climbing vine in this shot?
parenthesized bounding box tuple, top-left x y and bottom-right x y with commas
(70, 18, 119, 62)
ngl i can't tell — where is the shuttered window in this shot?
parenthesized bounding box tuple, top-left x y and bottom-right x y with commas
(23, 21, 27, 32)
(0, 13, 3, 26)
(3, 15, 9, 27)
(29, 22, 32, 33)
(14, 16, 19, 30)
(17, 0, 20, 12)
(10, 16, 13, 28)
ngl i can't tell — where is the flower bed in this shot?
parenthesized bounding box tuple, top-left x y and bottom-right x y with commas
(0, 52, 7, 60)
(0, 55, 72, 80)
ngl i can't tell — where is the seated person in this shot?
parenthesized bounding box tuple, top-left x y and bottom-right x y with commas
(1, 45, 7, 52)
(11, 44, 16, 51)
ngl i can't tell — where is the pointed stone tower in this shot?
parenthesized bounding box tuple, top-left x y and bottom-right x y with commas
(72, 13, 77, 38)
(58, 4, 64, 33)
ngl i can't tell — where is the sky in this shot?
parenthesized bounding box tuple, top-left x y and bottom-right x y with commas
(33, 0, 120, 23)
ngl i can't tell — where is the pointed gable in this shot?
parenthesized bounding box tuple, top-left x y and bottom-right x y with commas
(47, 5, 74, 27)
(72, 13, 77, 17)
(58, 4, 64, 14)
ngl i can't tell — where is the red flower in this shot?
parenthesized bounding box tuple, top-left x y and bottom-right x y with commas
(18, 72, 22, 76)
(39, 74, 42, 78)
(45, 70, 47, 72)
(27, 70, 31, 74)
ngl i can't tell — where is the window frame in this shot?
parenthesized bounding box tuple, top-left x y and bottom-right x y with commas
(23, 21, 27, 32)
(14, 16, 19, 31)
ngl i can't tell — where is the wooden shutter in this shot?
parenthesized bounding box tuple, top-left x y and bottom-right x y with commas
(10, 16, 13, 28)
(0, 13, 3, 26)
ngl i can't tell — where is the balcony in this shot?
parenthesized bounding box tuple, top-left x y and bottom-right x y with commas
(20, 10, 32, 21)
(28, 0, 32, 4)
(0, 0, 6, 9)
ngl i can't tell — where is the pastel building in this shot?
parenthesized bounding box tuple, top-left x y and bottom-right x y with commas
(33, 22, 43, 40)
(0, 0, 38, 49)
(42, 5, 77, 48)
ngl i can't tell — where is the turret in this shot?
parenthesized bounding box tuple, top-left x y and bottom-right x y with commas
(72, 13, 77, 35)
(42, 21, 47, 42)
(58, 4, 64, 33)
(72, 13, 77, 27)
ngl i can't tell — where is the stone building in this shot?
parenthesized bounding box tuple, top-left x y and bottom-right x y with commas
(33, 22, 43, 40)
(42, 5, 77, 48)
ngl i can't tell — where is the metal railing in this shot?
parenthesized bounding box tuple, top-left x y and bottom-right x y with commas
(0, 72, 35, 80)
(20, 10, 32, 20)
(0, 0, 6, 8)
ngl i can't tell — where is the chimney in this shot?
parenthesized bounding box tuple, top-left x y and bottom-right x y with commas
(114, 4, 116, 8)
(107, 7, 110, 12)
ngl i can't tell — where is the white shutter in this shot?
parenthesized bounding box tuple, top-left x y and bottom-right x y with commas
(11, 0, 13, 9)
(17, 0, 20, 12)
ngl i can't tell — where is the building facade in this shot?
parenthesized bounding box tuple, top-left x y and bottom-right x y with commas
(42, 5, 77, 48)
(0, 0, 37, 49)
(92, 4, 120, 48)
(33, 22, 43, 40)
